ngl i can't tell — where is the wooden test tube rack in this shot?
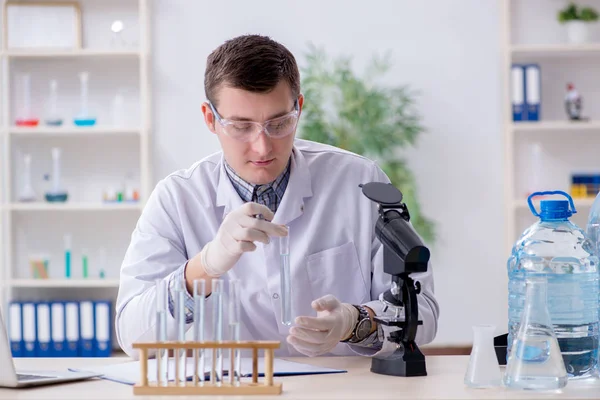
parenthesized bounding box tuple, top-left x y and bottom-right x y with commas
(132, 341, 282, 395)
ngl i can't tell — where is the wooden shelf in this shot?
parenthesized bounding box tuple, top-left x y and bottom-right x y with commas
(7, 279, 120, 288)
(7, 202, 143, 211)
(511, 43, 600, 58)
(5, 49, 141, 58)
(512, 121, 600, 133)
(9, 126, 141, 137)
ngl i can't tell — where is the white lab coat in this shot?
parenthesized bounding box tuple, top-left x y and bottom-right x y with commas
(115, 139, 439, 359)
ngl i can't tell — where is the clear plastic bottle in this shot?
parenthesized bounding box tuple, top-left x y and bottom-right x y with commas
(507, 191, 599, 379)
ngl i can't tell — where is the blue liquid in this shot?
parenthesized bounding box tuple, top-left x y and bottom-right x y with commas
(65, 251, 71, 278)
(45, 192, 68, 202)
(508, 271, 599, 378)
(73, 118, 96, 126)
(280, 254, 292, 325)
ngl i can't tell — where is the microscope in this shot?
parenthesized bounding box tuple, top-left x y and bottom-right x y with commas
(359, 181, 430, 377)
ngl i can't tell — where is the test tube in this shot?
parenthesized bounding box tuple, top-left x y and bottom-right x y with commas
(174, 276, 187, 385)
(81, 248, 88, 279)
(211, 279, 224, 386)
(229, 279, 242, 386)
(155, 279, 168, 386)
(280, 226, 292, 325)
(193, 279, 206, 385)
(64, 234, 72, 279)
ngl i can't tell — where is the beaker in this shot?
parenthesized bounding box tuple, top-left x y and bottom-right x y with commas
(504, 276, 568, 391)
(464, 324, 501, 388)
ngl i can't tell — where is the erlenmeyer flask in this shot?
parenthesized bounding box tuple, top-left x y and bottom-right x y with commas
(464, 324, 501, 388)
(504, 276, 568, 390)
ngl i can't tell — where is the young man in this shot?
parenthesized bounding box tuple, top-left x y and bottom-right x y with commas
(115, 34, 439, 359)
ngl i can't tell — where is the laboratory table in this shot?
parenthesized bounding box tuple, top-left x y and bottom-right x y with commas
(2, 355, 600, 399)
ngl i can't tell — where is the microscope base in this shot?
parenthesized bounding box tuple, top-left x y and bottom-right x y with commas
(370, 346, 427, 377)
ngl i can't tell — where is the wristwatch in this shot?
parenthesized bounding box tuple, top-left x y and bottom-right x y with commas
(341, 305, 373, 344)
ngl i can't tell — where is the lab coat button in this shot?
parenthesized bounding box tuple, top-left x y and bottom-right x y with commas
(273, 293, 279, 299)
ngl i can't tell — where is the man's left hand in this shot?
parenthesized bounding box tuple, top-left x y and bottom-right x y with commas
(286, 294, 358, 357)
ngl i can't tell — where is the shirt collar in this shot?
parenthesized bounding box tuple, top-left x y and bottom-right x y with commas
(224, 158, 291, 203)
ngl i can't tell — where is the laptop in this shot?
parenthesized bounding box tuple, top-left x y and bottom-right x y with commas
(0, 309, 102, 388)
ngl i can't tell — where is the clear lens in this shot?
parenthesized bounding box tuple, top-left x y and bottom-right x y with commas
(222, 114, 298, 142)
(266, 115, 298, 137)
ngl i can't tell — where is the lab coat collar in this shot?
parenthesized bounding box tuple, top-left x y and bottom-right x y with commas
(216, 144, 313, 226)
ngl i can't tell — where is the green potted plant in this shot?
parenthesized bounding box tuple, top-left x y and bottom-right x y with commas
(298, 44, 435, 244)
(558, 2, 599, 43)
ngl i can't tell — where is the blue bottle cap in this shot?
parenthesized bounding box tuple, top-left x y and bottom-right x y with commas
(527, 190, 577, 220)
(539, 200, 571, 220)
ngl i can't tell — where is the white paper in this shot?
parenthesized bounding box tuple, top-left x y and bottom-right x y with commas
(72, 356, 346, 385)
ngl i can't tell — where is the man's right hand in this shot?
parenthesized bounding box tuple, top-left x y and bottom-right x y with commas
(200, 202, 289, 277)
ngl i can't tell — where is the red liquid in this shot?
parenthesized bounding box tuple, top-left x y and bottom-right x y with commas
(15, 119, 39, 127)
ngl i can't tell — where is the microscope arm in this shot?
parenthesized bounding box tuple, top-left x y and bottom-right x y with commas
(401, 274, 421, 344)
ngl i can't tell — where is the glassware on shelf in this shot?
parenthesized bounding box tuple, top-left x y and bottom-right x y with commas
(18, 153, 36, 202)
(44, 147, 68, 202)
(45, 79, 63, 126)
(15, 73, 39, 127)
(73, 72, 96, 126)
(110, 20, 127, 49)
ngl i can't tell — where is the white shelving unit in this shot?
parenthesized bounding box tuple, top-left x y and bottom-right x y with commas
(501, 0, 600, 253)
(0, 0, 152, 346)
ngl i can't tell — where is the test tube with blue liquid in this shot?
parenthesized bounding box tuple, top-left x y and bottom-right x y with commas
(229, 279, 242, 386)
(64, 234, 71, 278)
(174, 276, 187, 385)
(211, 279, 224, 385)
(280, 226, 291, 325)
(155, 279, 168, 386)
(193, 279, 206, 385)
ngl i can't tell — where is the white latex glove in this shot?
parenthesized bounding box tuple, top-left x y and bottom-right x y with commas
(286, 294, 359, 357)
(201, 202, 288, 277)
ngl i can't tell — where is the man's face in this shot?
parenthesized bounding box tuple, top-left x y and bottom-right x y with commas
(202, 81, 303, 185)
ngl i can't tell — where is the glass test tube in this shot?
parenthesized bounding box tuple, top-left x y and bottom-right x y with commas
(280, 226, 292, 325)
(64, 234, 72, 279)
(193, 279, 206, 385)
(174, 276, 187, 385)
(211, 279, 224, 386)
(229, 279, 242, 386)
(155, 279, 168, 386)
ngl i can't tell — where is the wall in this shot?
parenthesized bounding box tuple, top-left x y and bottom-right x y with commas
(151, 0, 505, 346)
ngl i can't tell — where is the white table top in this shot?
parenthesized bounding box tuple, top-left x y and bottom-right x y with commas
(2, 355, 600, 399)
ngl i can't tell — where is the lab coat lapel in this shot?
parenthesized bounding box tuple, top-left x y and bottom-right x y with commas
(272, 146, 313, 226)
(215, 154, 245, 217)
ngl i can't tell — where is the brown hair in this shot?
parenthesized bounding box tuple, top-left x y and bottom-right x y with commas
(204, 35, 300, 106)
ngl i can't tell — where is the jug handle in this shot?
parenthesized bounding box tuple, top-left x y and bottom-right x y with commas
(527, 191, 577, 217)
